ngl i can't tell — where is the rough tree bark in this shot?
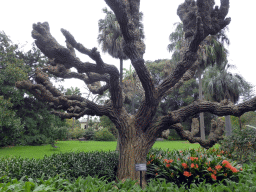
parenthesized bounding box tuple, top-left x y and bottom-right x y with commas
(16, 0, 256, 188)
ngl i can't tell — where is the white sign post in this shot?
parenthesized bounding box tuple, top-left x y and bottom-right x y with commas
(135, 164, 147, 188)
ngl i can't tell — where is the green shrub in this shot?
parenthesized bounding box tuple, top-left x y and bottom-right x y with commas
(21, 134, 49, 146)
(94, 128, 116, 141)
(68, 127, 85, 139)
(52, 126, 69, 140)
(83, 127, 96, 140)
(0, 151, 119, 183)
(218, 126, 256, 165)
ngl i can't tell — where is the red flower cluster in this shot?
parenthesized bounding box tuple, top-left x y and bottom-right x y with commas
(183, 171, 192, 177)
(182, 163, 188, 169)
(222, 160, 239, 173)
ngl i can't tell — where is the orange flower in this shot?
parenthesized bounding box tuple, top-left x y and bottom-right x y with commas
(207, 167, 213, 172)
(231, 167, 239, 173)
(217, 155, 221, 157)
(211, 174, 217, 180)
(163, 159, 168, 163)
(156, 173, 158, 176)
(240, 168, 243, 171)
(213, 170, 217, 175)
(182, 163, 188, 169)
(171, 172, 174, 177)
(215, 165, 222, 171)
(191, 163, 195, 168)
(166, 163, 171, 168)
(224, 173, 227, 176)
(183, 171, 192, 177)
(147, 161, 151, 165)
(196, 164, 198, 168)
(169, 159, 174, 163)
(178, 158, 180, 161)
(190, 157, 198, 161)
(222, 160, 232, 169)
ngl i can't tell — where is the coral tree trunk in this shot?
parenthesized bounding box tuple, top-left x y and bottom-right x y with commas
(115, 117, 154, 189)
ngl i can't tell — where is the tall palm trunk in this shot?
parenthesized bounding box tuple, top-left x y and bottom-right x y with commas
(198, 72, 205, 140)
(116, 58, 123, 152)
(225, 115, 232, 136)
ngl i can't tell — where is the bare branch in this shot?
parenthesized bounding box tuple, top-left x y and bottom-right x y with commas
(105, 0, 156, 107)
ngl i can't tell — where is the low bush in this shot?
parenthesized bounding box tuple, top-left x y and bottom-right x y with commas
(146, 147, 244, 190)
(218, 126, 256, 165)
(21, 134, 49, 146)
(51, 126, 69, 141)
(0, 151, 119, 183)
(83, 127, 96, 140)
(94, 128, 116, 141)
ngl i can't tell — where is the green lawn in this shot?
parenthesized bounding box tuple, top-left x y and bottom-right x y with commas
(0, 140, 220, 159)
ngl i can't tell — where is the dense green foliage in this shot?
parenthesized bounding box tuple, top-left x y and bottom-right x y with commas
(218, 126, 256, 165)
(0, 31, 68, 146)
(0, 96, 24, 147)
(0, 151, 119, 183)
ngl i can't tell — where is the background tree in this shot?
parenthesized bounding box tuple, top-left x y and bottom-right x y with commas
(98, 8, 145, 89)
(167, 22, 229, 141)
(17, 0, 256, 187)
(0, 31, 67, 146)
(203, 61, 252, 136)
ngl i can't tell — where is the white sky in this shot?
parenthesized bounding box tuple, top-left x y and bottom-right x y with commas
(1, 0, 256, 98)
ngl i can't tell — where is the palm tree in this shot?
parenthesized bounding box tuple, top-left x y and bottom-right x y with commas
(167, 22, 229, 140)
(203, 61, 251, 136)
(98, 8, 144, 89)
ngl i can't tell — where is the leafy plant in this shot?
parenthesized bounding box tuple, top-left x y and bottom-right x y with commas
(146, 147, 243, 189)
(218, 126, 256, 165)
(83, 127, 96, 140)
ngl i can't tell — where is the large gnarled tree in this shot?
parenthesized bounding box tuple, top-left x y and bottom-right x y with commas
(16, 0, 256, 187)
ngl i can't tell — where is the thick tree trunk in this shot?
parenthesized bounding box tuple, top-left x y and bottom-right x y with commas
(198, 72, 205, 140)
(115, 120, 154, 189)
(225, 115, 232, 136)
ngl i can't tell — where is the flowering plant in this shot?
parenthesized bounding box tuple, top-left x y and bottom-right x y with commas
(146, 147, 243, 189)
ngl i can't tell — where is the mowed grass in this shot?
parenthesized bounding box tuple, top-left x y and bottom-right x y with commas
(0, 140, 220, 159)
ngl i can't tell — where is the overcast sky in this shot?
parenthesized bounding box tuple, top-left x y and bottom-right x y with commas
(1, 0, 256, 97)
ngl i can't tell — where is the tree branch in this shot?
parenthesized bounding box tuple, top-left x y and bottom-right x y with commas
(158, 0, 231, 99)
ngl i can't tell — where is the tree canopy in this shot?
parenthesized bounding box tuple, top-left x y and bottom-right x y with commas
(15, 0, 256, 187)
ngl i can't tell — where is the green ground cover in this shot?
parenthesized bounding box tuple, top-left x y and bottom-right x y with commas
(0, 140, 220, 159)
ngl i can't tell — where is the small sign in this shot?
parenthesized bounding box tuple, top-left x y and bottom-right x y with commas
(135, 164, 147, 171)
